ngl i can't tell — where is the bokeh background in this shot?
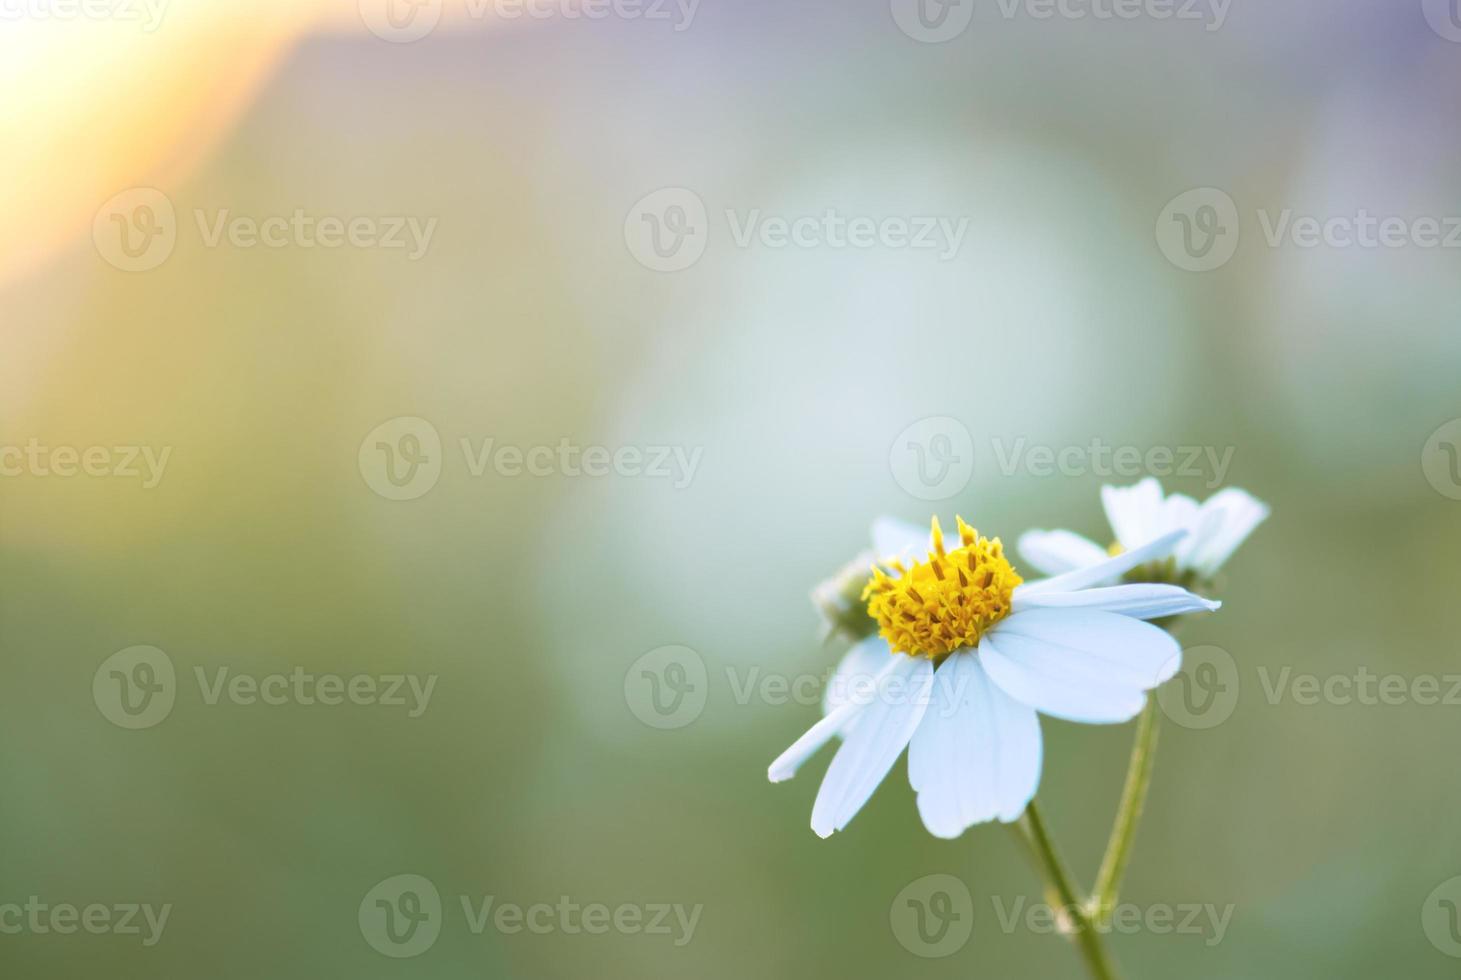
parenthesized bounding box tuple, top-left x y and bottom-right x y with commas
(4, 0, 1461, 977)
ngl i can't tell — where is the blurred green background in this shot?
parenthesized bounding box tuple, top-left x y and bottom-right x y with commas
(4, 1, 1461, 977)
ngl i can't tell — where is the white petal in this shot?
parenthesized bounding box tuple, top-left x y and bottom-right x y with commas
(768, 699, 865, 784)
(1100, 478, 1164, 551)
(1186, 488, 1269, 577)
(1160, 493, 1200, 534)
(907, 652, 1042, 837)
(822, 634, 895, 726)
(1013, 583, 1219, 619)
(777, 639, 899, 788)
(1015, 530, 1185, 597)
(1172, 499, 1227, 569)
(810, 655, 934, 838)
(1016, 529, 1109, 577)
(980, 610, 1180, 723)
(1159, 493, 1200, 563)
(871, 516, 931, 563)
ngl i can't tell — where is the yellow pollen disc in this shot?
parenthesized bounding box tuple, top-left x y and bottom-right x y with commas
(862, 516, 1023, 659)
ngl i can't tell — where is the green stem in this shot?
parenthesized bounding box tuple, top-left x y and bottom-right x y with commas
(1017, 800, 1121, 980)
(1089, 692, 1161, 924)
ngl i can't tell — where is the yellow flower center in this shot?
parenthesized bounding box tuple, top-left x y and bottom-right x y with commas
(862, 516, 1023, 659)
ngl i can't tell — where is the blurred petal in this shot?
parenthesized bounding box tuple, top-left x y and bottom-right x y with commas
(1188, 488, 1270, 577)
(1016, 529, 1109, 576)
(871, 516, 930, 562)
(1100, 477, 1164, 551)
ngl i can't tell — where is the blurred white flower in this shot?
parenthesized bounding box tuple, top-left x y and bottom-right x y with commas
(1019, 478, 1268, 583)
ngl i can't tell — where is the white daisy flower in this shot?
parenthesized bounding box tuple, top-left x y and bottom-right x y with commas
(1018, 478, 1268, 584)
(770, 516, 1218, 839)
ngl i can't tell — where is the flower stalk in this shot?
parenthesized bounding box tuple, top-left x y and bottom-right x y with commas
(1088, 692, 1160, 924)
(1015, 800, 1121, 980)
